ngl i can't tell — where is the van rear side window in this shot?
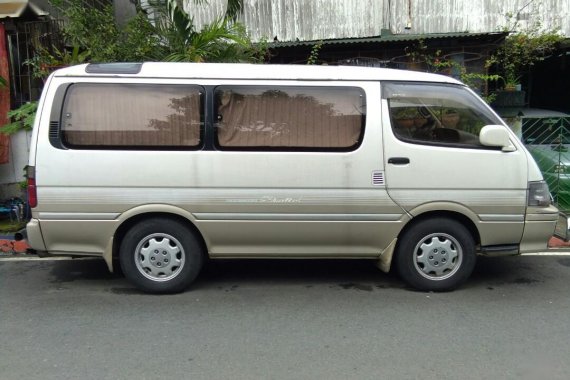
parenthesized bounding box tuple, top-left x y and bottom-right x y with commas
(61, 84, 203, 149)
(214, 86, 365, 151)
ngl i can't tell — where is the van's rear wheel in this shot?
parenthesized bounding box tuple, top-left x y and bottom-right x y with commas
(395, 217, 476, 291)
(119, 218, 203, 293)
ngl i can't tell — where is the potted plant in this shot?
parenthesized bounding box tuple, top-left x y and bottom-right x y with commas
(502, 63, 521, 91)
(393, 107, 418, 129)
(441, 109, 461, 128)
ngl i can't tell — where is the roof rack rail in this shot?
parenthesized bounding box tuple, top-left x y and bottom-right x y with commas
(85, 63, 143, 74)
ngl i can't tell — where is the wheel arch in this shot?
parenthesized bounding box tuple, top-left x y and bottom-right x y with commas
(398, 206, 481, 249)
(107, 205, 209, 271)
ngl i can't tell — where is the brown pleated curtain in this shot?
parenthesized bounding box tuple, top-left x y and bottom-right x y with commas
(62, 85, 363, 150)
(63, 85, 201, 147)
(216, 89, 363, 148)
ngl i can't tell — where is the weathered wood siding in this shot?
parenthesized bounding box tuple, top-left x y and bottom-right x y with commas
(184, 0, 570, 41)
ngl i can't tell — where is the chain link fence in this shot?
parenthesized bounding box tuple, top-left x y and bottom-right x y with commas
(521, 116, 570, 212)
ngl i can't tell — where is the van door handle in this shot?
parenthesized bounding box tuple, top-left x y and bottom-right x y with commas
(388, 157, 410, 165)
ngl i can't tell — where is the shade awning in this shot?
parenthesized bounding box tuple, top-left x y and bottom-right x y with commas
(0, 0, 47, 19)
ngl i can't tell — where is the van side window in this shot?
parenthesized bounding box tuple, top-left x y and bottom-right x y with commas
(384, 83, 502, 148)
(214, 86, 365, 151)
(61, 84, 203, 149)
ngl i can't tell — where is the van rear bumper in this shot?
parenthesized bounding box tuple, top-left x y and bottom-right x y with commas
(25, 218, 46, 251)
(520, 206, 559, 253)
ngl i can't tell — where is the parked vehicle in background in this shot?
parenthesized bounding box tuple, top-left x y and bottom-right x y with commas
(498, 108, 570, 212)
(25, 63, 565, 293)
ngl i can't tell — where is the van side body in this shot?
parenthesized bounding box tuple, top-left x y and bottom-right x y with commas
(26, 63, 559, 292)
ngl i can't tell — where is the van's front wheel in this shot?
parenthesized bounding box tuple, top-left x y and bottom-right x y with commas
(395, 218, 476, 291)
(119, 218, 203, 293)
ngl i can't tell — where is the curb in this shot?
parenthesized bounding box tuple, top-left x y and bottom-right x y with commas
(0, 236, 567, 257)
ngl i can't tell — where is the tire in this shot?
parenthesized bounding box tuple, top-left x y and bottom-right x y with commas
(395, 217, 476, 291)
(119, 218, 204, 294)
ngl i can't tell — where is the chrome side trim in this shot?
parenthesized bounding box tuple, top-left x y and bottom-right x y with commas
(479, 214, 524, 222)
(38, 212, 120, 220)
(193, 213, 403, 221)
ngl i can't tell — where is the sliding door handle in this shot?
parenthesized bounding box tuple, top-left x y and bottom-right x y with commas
(388, 157, 410, 165)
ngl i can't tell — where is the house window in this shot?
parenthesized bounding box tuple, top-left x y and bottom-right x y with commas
(61, 83, 203, 149)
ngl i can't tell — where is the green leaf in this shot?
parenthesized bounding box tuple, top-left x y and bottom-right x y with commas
(1, 102, 37, 135)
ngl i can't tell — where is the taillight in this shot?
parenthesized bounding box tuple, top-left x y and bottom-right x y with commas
(27, 166, 37, 208)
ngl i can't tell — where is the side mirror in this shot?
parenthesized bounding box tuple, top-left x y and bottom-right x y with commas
(479, 125, 516, 152)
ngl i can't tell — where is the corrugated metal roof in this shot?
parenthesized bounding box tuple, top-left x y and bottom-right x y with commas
(270, 31, 508, 48)
(184, 0, 570, 41)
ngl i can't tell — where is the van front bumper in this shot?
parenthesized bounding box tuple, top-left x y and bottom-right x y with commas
(26, 218, 46, 251)
(520, 206, 559, 253)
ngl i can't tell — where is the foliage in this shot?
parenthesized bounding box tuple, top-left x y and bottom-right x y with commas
(306, 41, 323, 65)
(489, 15, 563, 86)
(27, 0, 266, 66)
(25, 45, 90, 79)
(153, 0, 266, 63)
(393, 107, 420, 119)
(3, 0, 267, 135)
(404, 16, 563, 98)
(404, 39, 427, 64)
(0, 102, 37, 135)
(49, 0, 160, 63)
(0, 219, 28, 233)
(458, 69, 501, 104)
(117, 12, 162, 61)
(404, 40, 456, 73)
(53, 0, 118, 61)
(224, 0, 244, 20)
(24, 0, 161, 80)
(403, 40, 500, 103)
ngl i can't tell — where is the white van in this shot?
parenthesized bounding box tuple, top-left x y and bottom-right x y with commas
(25, 62, 566, 293)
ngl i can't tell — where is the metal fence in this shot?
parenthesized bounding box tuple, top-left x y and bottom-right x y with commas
(6, 19, 66, 108)
(521, 116, 570, 212)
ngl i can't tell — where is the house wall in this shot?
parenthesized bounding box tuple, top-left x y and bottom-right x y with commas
(0, 130, 31, 199)
(184, 0, 570, 41)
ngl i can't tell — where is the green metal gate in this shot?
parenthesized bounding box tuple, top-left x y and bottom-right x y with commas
(522, 116, 570, 212)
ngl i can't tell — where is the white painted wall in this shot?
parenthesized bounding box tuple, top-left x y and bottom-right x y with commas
(0, 130, 31, 199)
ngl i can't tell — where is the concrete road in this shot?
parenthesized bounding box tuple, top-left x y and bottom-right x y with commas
(1, 255, 569, 380)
